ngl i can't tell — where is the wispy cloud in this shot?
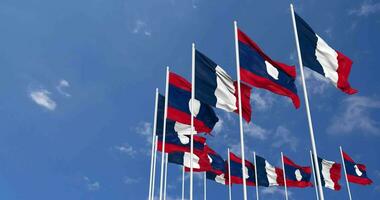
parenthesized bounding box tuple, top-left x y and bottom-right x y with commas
(328, 96, 380, 135)
(132, 20, 151, 36)
(123, 176, 140, 184)
(113, 143, 137, 157)
(29, 89, 57, 111)
(251, 91, 275, 111)
(244, 123, 269, 140)
(213, 119, 224, 135)
(83, 176, 100, 191)
(136, 121, 153, 142)
(300, 67, 330, 95)
(261, 187, 292, 198)
(56, 79, 71, 97)
(272, 126, 298, 152)
(349, 1, 380, 16)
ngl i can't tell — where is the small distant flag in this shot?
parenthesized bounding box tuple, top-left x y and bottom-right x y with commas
(342, 151, 373, 185)
(168, 151, 212, 172)
(294, 12, 357, 94)
(227, 152, 256, 186)
(318, 157, 342, 190)
(168, 72, 219, 134)
(157, 133, 206, 154)
(238, 28, 300, 108)
(282, 155, 312, 187)
(255, 155, 283, 187)
(195, 50, 252, 122)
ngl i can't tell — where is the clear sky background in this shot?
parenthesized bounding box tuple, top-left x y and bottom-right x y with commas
(0, 0, 380, 199)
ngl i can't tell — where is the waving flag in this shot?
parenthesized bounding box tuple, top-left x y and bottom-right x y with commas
(203, 146, 228, 185)
(195, 50, 252, 122)
(168, 72, 219, 134)
(255, 155, 283, 187)
(168, 151, 211, 172)
(318, 157, 342, 190)
(227, 152, 256, 186)
(282, 155, 312, 187)
(294, 13, 357, 94)
(157, 134, 206, 154)
(238, 28, 300, 108)
(342, 151, 373, 185)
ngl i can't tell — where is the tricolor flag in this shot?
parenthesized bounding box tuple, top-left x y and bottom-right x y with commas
(342, 151, 373, 185)
(157, 133, 206, 154)
(195, 50, 252, 122)
(318, 157, 342, 190)
(255, 155, 283, 187)
(168, 151, 212, 172)
(168, 72, 219, 134)
(294, 12, 357, 94)
(282, 155, 312, 187)
(238, 28, 300, 108)
(227, 152, 256, 186)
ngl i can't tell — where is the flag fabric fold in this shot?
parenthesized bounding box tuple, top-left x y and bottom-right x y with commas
(255, 155, 283, 187)
(238, 28, 300, 108)
(227, 152, 256, 186)
(294, 12, 357, 94)
(318, 157, 342, 190)
(282, 155, 312, 187)
(157, 134, 206, 154)
(195, 50, 252, 122)
(342, 151, 373, 185)
(168, 151, 212, 172)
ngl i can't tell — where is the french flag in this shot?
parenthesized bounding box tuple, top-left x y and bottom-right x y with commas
(282, 155, 312, 188)
(342, 151, 373, 185)
(168, 72, 219, 134)
(157, 133, 206, 154)
(295, 12, 357, 94)
(255, 155, 283, 187)
(238, 28, 300, 108)
(168, 151, 212, 172)
(318, 157, 342, 190)
(227, 152, 256, 186)
(195, 50, 252, 122)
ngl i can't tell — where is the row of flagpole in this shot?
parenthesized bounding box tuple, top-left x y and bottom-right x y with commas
(146, 4, 358, 200)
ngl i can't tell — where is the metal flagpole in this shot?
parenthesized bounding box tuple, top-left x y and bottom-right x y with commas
(340, 146, 353, 200)
(309, 150, 320, 200)
(190, 42, 195, 200)
(253, 152, 259, 200)
(228, 148, 232, 200)
(159, 67, 170, 200)
(182, 166, 185, 200)
(164, 153, 168, 200)
(290, 4, 325, 200)
(233, 20, 248, 200)
(152, 136, 159, 200)
(281, 152, 289, 200)
(148, 89, 159, 200)
(204, 172, 207, 200)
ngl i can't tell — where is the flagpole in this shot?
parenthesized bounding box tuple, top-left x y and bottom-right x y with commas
(228, 148, 232, 200)
(204, 172, 207, 200)
(233, 20, 248, 200)
(164, 153, 169, 200)
(182, 166, 185, 200)
(148, 89, 159, 200)
(159, 67, 170, 200)
(281, 152, 289, 200)
(152, 135, 158, 200)
(309, 150, 320, 200)
(290, 4, 325, 200)
(190, 42, 196, 200)
(253, 152, 259, 200)
(340, 146, 353, 200)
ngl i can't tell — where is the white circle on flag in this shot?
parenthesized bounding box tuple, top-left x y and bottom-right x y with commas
(354, 165, 363, 177)
(295, 169, 302, 181)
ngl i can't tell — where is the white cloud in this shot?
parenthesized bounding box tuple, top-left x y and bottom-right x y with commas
(251, 91, 275, 111)
(261, 187, 292, 198)
(328, 96, 380, 135)
(244, 123, 269, 140)
(271, 126, 298, 152)
(124, 176, 140, 184)
(349, 1, 380, 16)
(114, 143, 137, 157)
(132, 20, 151, 36)
(56, 79, 71, 97)
(83, 176, 100, 191)
(300, 67, 330, 95)
(29, 89, 57, 111)
(213, 119, 223, 135)
(136, 122, 153, 142)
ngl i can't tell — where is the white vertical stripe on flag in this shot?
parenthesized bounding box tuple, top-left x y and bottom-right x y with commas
(321, 159, 336, 190)
(265, 160, 279, 186)
(215, 65, 237, 112)
(315, 35, 339, 86)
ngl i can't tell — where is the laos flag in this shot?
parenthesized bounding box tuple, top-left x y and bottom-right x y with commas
(342, 151, 373, 185)
(205, 146, 227, 185)
(227, 152, 256, 186)
(157, 133, 206, 154)
(238, 28, 300, 108)
(282, 155, 312, 187)
(195, 49, 252, 122)
(168, 151, 212, 172)
(168, 72, 219, 134)
(294, 12, 357, 94)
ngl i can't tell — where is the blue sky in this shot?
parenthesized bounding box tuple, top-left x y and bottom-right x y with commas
(0, 0, 380, 199)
